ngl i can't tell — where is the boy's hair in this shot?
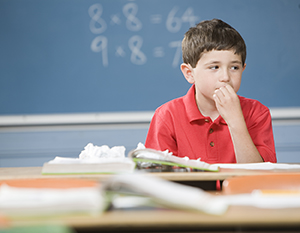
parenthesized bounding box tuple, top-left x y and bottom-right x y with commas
(182, 19, 246, 68)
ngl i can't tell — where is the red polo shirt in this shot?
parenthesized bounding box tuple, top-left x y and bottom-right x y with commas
(145, 85, 276, 163)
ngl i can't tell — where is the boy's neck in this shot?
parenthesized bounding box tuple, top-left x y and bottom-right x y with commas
(195, 93, 219, 121)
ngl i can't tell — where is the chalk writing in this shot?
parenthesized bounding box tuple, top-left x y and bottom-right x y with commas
(123, 2, 142, 31)
(166, 7, 199, 33)
(89, 4, 107, 34)
(88, 2, 199, 67)
(169, 41, 182, 68)
(90, 36, 108, 67)
(128, 35, 147, 65)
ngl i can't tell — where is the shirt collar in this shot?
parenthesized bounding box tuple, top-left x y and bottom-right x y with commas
(183, 85, 227, 125)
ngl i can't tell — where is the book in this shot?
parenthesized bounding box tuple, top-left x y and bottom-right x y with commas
(42, 157, 136, 175)
(42, 143, 136, 175)
(128, 148, 219, 172)
(102, 173, 227, 215)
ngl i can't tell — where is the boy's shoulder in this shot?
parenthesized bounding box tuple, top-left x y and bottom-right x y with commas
(155, 86, 195, 114)
(238, 95, 270, 114)
(155, 95, 186, 114)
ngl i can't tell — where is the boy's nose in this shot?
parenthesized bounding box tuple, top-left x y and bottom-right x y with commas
(219, 70, 230, 82)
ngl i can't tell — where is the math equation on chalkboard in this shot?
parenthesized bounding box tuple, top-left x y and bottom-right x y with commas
(88, 1, 199, 68)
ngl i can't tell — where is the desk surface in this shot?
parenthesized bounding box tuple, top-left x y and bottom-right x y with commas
(1, 166, 298, 182)
(6, 206, 300, 232)
(1, 167, 300, 232)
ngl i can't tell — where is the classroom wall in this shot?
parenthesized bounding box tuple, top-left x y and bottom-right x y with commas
(1, 0, 300, 115)
(1, 0, 300, 166)
(0, 117, 300, 167)
(0, 123, 149, 167)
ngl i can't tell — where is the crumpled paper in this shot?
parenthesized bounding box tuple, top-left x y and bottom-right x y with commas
(79, 143, 126, 159)
(47, 143, 129, 165)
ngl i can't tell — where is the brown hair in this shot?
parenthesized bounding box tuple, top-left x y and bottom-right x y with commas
(182, 19, 246, 68)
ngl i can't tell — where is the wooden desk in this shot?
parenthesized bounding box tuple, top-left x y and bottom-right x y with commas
(1, 166, 295, 181)
(1, 167, 300, 232)
(5, 205, 300, 232)
(1, 166, 300, 190)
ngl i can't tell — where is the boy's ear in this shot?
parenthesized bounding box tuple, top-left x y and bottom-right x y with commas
(180, 63, 195, 84)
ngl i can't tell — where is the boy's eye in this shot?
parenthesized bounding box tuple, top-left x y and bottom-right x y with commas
(210, 66, 219, 70)
(231, 66, 239, 70)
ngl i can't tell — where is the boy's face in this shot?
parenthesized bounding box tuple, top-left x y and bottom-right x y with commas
(184, 49, 245, 105)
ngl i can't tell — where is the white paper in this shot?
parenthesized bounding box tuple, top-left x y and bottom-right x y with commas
(48, 156, 133, 164)
(220, 190, 300, 209)
(215, 162, 300, 170)
(0, 184, 103, 214)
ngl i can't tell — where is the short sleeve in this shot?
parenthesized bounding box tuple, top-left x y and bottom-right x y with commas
(245, 102, 277, 163)
(145, 107, 178, 155)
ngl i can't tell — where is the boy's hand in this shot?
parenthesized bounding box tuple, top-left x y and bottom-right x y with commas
(213, 84, 243, 126)
(213, 84, 263, 163)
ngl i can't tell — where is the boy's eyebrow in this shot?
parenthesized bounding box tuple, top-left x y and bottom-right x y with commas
(231, 60, 243, 64)
(204, 61, 220, 66)
(204, 60, 242, 65)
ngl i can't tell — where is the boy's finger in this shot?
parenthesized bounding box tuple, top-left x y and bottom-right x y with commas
(213, 93, 220, 103)
(224, 84, 236, 94)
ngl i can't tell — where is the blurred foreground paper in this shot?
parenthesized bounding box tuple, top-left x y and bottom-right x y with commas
(102, 173, 227, 215)
(0, 179, 103, 216)
(221, 190, 300, 209)
(102, 173, 300, 213)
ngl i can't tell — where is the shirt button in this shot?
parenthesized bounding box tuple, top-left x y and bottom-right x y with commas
(209, 128, 214, 134)
(210, 141, 215, 147)
(205, 119, 209, 122)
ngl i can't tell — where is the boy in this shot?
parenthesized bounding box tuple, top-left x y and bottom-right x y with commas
(145, 19, 276, 163)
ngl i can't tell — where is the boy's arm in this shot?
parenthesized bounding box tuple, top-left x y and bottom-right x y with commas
(213, 85, 264, 163)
